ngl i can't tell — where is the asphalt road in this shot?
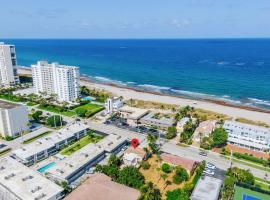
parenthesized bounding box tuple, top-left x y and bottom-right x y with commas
(161, 142, 270, 181)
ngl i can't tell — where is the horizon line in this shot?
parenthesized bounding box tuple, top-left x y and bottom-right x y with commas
(1, 37, 270, 40)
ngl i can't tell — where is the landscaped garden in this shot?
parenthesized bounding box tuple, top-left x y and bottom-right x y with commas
(60, 131, 104, 156)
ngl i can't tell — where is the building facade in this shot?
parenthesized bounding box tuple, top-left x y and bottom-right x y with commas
(0, 100, 28, 138)
(31, 61, 80, 102)
(105, 97, 123, 114)
(224, 120, 270, 151)
(0, 43, 19, 86)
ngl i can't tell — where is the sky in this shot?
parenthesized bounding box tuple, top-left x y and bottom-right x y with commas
(1, 0, 270, 39)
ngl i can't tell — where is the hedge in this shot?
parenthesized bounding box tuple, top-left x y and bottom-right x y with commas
(233, 152, 267, 165)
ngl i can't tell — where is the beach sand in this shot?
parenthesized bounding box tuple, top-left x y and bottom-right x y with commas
(18, 67, 270, 125)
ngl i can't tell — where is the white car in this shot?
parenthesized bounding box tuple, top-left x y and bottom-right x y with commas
(203, 169, 215, 176)
(206, 163, 216, 170)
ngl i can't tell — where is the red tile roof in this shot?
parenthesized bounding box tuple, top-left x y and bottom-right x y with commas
(65, 173, 140, 200)
(161, 153, 196, 172)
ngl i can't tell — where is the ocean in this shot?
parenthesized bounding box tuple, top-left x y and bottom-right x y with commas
(2, 39, 270, 109)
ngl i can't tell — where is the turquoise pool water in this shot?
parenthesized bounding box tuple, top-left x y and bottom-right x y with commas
(37, 162, 56, 173)
(81, 96, 95, 101)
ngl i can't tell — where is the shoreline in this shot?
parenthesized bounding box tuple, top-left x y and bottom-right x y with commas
(17, 66, 270, 125)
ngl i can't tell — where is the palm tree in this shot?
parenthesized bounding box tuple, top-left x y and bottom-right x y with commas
(139, 182, 161, 200)
(164, 180, 172, 189)
(161, 173, 168, 188)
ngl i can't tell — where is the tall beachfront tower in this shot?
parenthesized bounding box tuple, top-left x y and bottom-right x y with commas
(0, 100, 29, 138)
(0, 42, 20, 86)
(31, 61, 80, 102)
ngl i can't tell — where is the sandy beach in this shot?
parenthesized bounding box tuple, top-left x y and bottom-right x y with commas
(18, 66, 270, 125)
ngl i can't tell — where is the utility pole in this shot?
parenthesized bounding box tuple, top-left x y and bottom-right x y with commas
(230, 149, 233, 168)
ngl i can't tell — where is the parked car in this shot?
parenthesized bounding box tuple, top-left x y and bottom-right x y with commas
(206, 162, 216, 170)
(199, 151, 207, 156)
(203, 168, 215, 176)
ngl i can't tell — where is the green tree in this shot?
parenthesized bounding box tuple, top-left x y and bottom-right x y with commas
(46, 115, 63, 127)
(139, 182, 161, 200)
(32, 110, 43, 122)
(141, 161, 151, 170)
(211, 128, 228, 147)
(95, 164, 119, 181)
(226, 167, 255, 185)
(117, 166, 145, 189)
(108, 154, 121, 167)
(166, 126, 177, 139)
(221, 176, 235, 200)
(147, 133, 157, 143)
(161, 163, 172, 173)
(166, 189, 189, 200)
(76, 108, 87, 117)
(173, 167, 189, 184)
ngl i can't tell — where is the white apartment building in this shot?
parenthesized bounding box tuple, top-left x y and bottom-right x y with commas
(0, 42, 19, 86)
(223, 120, 270, 151)
(31, 61, 80, 102)
(0, 100, 28, 138)
(105, 96, 123, 114)
(0, 157, 64, 200)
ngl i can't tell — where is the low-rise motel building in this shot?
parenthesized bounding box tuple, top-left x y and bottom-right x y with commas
(140, 112, 175, 130)
(12, 123, 89, 166)
(0, 100, 29, 138)
(46, 134, 128, 184)
(0, 156, 64, 200)
(223, 120, 270, 151)
(118, 105, 149, 126)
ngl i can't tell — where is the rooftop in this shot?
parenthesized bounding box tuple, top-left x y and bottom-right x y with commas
(191, 176, 222, 200)
(195, 120, 217, 135)
(46, 134, 128, 180)
(161, 153, 196, 172)
(140, 112, 174, 127)
(0, 99, 22, 109)
(0, 157, 63, 200)
(177, 117, 190, 127)
(64, 173, 140, 200)
(119, 105, 149, 120)
(33, 61, 78, 70)
(224, 120, 270, 133)
(13, 123, 89, 160)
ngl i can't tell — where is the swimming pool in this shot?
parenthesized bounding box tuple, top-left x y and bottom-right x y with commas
(37, 162, 56, 173)
(81, 96, 96, 101)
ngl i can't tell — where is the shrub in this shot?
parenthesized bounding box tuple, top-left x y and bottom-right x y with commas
(173, 167, 189, 184)
(141, 161, 150, 170)
(233, 152, 267, 165)
(162, 163, 172, 173)
(46, 115, 63, 127)
(166, 126, 177, 139)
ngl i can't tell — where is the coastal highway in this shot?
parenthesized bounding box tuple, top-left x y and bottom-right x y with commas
(161, 142, 270, 181)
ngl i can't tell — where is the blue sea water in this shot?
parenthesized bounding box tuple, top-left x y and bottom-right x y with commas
(2, 39, 270, 109)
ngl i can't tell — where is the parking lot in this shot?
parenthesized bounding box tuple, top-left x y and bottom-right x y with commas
(203, 161, 225, 181)
(104, 115, 165, 138)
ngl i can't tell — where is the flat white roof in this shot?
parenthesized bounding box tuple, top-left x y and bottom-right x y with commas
(224, 120, 270, 134)
(191, 176, 222, 200)
(141, 112, 174, 127)
(47, 134, 127, 180)
(0, 157, 63, 200)
(13, 123, 89, 160)
(119, 106, 149, 120)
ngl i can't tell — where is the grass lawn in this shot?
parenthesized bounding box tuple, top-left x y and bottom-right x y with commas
(73, 103, 104, 117)
(0, 148, 12, 156)
(22, 131, 52, 144)
(38, 105, 75, 117)
(234, 186, 270, 200)
(60, 133, 104, 156)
